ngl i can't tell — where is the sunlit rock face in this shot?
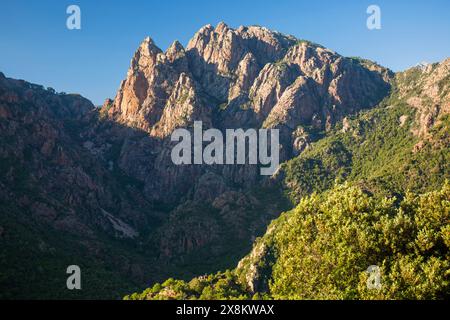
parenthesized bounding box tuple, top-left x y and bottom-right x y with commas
(102, 23, 391, 204)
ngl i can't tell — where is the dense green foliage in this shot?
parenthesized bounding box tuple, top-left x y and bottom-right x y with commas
(124, 270, 249, 300)
(282, 97, 449, 203)
(126, 183, 449, 300)
(269, 182, 449, 299)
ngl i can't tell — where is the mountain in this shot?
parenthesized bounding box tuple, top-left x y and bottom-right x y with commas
(96, 22, 393, 271)
(124, 57, 449, 300)
(105, 22, 391, 161)
(0, 22, 448, 299)
(94, 22, 394, 277)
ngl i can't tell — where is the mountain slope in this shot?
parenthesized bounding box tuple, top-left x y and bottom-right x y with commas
(93, 22, 392, 275)
(280, 59, 449, 202)
(125, 59, 449, 300)
(125, 183, 449, 300)
(0, 73, 161, 298)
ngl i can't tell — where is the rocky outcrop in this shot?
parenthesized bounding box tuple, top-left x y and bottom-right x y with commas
(108, 23, 390, 145)
(186, 23, 296, 102)
(395, 59, 450, 138)
(151, 72, 212, 138)
(249, 62, 301, 119)
(107, 37, 182, 131)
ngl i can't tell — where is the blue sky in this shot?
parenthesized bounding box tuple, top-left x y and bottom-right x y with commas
(0, 0, 449, 105)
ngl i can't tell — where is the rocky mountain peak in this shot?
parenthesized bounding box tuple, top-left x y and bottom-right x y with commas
(142, 36, 160, 51)
(215, 21, 230, 34)
(105, 23, 391, 157)
(131, 36, 163, 70)
(165, 40, 188, 70)
(166, 40, 184, 56)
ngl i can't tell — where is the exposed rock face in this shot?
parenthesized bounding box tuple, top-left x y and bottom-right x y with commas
(395, 58, 450, 138)
(108, 23, 390, 141)
(186, 23, 296, 102)
(249, 62, 301, 119)
(151, 72, 211, 138)
(108, 37, 184, 131)
(86, 24, 393, 276)
(102, 23, 391, 205)
(228, 52, 260, 100)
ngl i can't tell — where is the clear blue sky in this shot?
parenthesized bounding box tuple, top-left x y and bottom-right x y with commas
(0, 0, 449, 105)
